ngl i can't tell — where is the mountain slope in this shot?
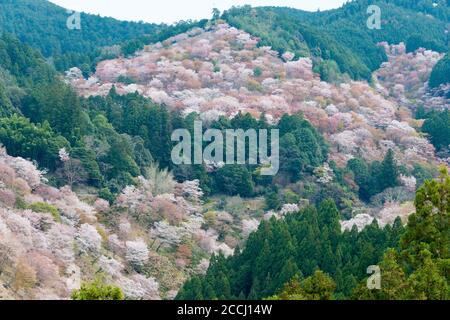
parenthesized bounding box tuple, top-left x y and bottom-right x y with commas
(0, 145, 221, 300)
(176, 200, 406, 299)
(69, 23, 437, 168)
(0, 0, 206, 74)
(221, 1, 449, 81)
(0, 0, 448, 301)
(0, 0, 157, 57)
(176, 168, 449, 300)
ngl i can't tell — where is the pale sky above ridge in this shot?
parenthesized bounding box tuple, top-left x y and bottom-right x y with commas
(49, 0, 348, 24)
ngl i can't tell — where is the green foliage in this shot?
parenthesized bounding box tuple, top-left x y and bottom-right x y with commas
(0, 34, 151, 190)
(212, 8, 221, 21)
(176, 199, 403, 300)
(316, 1, 448, 52)
(406, 34, 447, 53)
(296, 270, 336, 300)
(0, 0, 208, 74)
(0, 115, 69, 170)
(422, 110, 450, 152)
(414, 105, 428, 119)
(315, 60, 342, 83)
(180, 171, 450, 300)
(223, 1, 449, 82)
(28, 202, 61, 222)
(91, 90, 172, 168)
(22, 81, 84, 139)
(278, 113, 328, 182)
(2, 0, 448, 301)
(347, 150, 400, 202)
(267, 270, 336, 300)
(386, 0, 450, 23)
(71, 281, 124, 300)
(0, 33, 55, 86)
(405, 249, 448, 300)
(214, 165, 255, 197)
(429, 52, 450, 88)
(265, 191, 281, 211)
(223, 6, 374, 81)
(412, 163, 439, 189)
(253, 67, 263, 77)
(352, 249, 409, 300)
(98, 188, 115, 204)
(379, 149, 400, 191)
(401, 167, 450, 265)
(0, 82, 16, 117)
(0, 0, 157, 57)
(266, 275, 305, 300)
(353, 169, 449, 300)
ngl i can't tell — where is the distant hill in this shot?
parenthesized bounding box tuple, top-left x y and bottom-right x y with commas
(222, 1, 449, 81)
(0, 0, 158, 56)
(0, 0, 205, 74)
(1, 0, 448, 80)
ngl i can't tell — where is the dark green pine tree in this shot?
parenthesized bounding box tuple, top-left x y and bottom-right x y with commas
(203, 283, 217, 300)
(214, 272, 232, 299)
(318, 200, 341, 240)
(274, 259, 301, 293)
(279, 133, 304, 181)
(247, 278, 261, 300)
(265, 191, 281, 211)
(177, 276, 204, 300)
(379, 149, 399, 190)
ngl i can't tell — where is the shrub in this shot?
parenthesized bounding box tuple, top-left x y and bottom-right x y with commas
(253, 67, 263, 77)
(98, 188, 115, 204)
(28, 202, 61, 222)
(71, 281, 124, 300)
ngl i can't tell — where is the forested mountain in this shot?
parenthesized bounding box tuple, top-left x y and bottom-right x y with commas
(0, 0, 157, 56)
(1, 0, 448, 81)
(0, 0, 449, 301)
(177, 170, 449, 300)
(177, 200, 405, 299)
(222, 1, 449, 81)
(0, 0, 205, 74)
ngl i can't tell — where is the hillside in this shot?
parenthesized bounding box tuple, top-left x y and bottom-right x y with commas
(375, 43, 449, 109)
(430, 52, 450, 88)
(177, 168, 449, 300)
(0, 0, 205, 74)
(221, 1, 449, 81)
(0, 0, 159, 57)
(0, 145, 234, 299)
(0, 0, 449, 301)
(69, 23, 437, 168)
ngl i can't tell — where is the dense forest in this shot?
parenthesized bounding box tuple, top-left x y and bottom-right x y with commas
(0, 0, 206, 75)
(176, 169, 449, 300)
(430, 52, 450, 88)
(2, 0, 448, 81)
(0, 32, 419, 218)
(222, 1, 449, 81)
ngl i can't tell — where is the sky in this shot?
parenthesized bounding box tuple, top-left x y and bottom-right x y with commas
(49, 0, 348, 24)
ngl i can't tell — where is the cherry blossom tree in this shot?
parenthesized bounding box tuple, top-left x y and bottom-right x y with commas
(76, 224, 102, 256)
(125, 239, 149, 268)
(151, 221, 183, 249)
(56, 148, 87, 187)
(241, 218, 259, 238)
(117, 274, 160, 300)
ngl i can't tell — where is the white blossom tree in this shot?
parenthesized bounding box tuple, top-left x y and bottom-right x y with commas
(125, 239, 149, 268)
